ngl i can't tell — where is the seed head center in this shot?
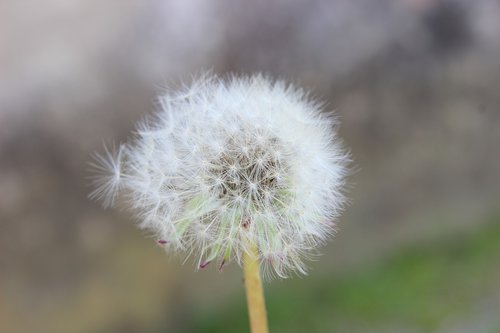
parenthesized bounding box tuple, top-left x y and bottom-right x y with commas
(207, 136, 286, 208)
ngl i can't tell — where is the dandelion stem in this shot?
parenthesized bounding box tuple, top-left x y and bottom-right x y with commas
(243, 241, 269, 333)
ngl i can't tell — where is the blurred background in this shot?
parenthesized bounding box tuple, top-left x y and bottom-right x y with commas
(1, 0, 500, 332)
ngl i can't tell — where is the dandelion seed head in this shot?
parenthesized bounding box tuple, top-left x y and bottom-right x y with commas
(89, 73, 349, 277)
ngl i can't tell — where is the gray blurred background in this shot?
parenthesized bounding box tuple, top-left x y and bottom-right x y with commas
(1, 1, 500, 332)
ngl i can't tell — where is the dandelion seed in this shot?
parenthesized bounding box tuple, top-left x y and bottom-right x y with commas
(88, 143, 123, 208)
(199, 261, 211, 269)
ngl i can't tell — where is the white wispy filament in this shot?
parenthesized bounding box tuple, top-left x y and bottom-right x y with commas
(90, 74, 349, 278)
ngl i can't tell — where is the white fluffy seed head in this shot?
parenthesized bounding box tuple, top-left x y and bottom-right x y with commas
(89, 74, 349, 278)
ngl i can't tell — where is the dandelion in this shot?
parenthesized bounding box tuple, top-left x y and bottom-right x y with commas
(90, 73, 349, 333)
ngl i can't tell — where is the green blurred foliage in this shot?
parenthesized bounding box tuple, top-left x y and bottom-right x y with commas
(192, 215, 500, 333)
